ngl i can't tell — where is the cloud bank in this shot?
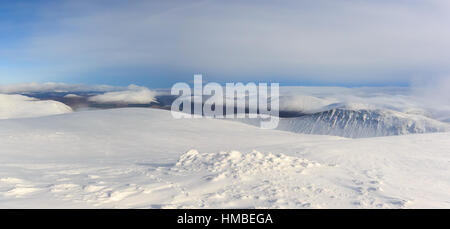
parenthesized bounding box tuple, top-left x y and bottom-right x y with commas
(0, 82, 122, 94)
(88, 85, 157, 104)
(2, 0, 450, 85)
(0, 82, 159, 107)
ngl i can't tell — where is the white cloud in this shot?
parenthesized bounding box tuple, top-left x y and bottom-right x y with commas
(279, 95, 336, 113)
(4, 0, 450, 84)
(0, 82, 159, 105)
(277, 86, 424, 114)
(88, 85, 157, 104)
(274, 84, 450, 122)
(409, 76, 450, 121)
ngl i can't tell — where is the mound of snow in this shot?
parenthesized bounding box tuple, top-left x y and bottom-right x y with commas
(0, 94, 72, 119)
(169, 150, 326, 208)
(174, 149, 319, 177)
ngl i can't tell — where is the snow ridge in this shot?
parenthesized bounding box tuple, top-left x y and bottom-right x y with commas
(279, 108, 449, 138)
(241, 105, 450, 138)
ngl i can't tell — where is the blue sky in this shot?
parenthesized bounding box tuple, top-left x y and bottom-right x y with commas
(1, 0, 450, 88)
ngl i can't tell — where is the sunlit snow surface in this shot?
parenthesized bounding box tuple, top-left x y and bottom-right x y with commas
(0, 108, 449, 208)
(0, 94, 72, 119)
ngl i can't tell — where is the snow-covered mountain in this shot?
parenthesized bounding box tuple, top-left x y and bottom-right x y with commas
(279, 107, 449, 138)
(0, 94, 72, 119)
(243, 103, 449, 138)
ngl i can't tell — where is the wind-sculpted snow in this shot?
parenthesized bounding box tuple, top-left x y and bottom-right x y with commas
(165, 150, 329, 208)
(174, 150, 319, 177)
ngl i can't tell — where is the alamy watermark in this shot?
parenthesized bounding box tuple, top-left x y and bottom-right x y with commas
(170, 74, 279, 129)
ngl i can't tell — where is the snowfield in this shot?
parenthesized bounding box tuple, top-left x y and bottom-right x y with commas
(0, 108, 449, 208)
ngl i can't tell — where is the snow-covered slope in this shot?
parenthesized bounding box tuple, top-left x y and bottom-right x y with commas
(0, 94, 72, 119)
(243, 104, 449, 138)
(278, 107, 449, 138)
(0, 108, 449, 208)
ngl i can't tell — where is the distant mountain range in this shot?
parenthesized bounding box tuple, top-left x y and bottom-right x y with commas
(241, 105, 450, 138)
(19, 92, 450, 138)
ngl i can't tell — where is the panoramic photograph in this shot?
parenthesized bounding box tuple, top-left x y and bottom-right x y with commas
(0, 0, 449, 218)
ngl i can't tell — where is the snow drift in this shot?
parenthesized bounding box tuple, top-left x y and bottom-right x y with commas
(174, 149, 319, 176)
(0, 94, 72, 119)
